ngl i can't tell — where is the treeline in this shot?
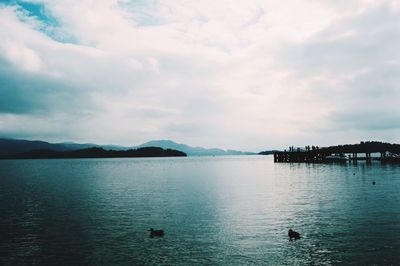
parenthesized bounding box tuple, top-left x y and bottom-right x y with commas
(1, 147, 186, 159)
(320, 141, 400, 153)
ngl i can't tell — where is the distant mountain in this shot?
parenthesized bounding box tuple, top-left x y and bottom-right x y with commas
(0, 138, 68, 156)
(0, 138, 254, 157)
(58, 142, 128, 151)
(135, 140, 255, 156)
(0, 138, 131, 157)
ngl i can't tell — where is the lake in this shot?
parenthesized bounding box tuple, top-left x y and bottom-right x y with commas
(0, 156, 399, 265)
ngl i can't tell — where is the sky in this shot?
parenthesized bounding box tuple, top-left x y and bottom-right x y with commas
(0, 0, 400, 151)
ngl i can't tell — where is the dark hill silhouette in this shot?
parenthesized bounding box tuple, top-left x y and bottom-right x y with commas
(259, 150, 280, 155)
(319, 141, 400, 153)
(1, 147, 186, 159)
(0, 138, 69, 156)
(0, 138, 137, 157)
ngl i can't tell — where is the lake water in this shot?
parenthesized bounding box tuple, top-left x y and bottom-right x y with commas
(0, 156, 399, 265)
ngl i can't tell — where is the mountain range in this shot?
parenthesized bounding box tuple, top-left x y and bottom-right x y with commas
(136, 140, 255, 156)
(0, 138, 255, 157)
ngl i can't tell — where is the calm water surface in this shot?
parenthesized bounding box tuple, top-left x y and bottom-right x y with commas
(0, 156, 399, 265)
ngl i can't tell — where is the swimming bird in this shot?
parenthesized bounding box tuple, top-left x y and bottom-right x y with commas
(372, 181, 376, 185)
(149, 228, 164, 238)
(288, 229, 301, 240)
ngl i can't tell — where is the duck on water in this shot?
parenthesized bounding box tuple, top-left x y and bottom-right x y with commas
(288, 229, 300, 240)
(149, 228, 164, 238)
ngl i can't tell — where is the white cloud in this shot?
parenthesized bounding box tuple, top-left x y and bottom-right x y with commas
(0, 0, 399, 150)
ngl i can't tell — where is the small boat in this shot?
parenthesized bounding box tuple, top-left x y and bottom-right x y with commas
(325, 153, 347, 162)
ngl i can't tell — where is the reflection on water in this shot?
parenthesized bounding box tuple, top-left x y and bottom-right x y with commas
(0, 156, 399, 265)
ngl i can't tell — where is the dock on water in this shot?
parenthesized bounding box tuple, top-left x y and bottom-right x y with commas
(273, 142, 400, 163)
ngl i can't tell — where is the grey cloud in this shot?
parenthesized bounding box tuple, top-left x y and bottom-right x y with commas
(285, 6, 400, 74)
(163, 122, 210, 135)
(282, 4, 400, 132)
(328, 109, 400, 131)
(0, 69, 43, 113)
(0, 59, 95, 115)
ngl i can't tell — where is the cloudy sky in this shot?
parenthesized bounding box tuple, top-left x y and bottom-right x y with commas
(0, 0, 399, 151)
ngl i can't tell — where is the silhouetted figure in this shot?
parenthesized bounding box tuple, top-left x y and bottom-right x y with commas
(288, 229, 300, 240)
(149, 228, 164, 238)
(372, 181, 376, 185)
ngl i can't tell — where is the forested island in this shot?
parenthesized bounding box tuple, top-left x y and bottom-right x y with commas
(318, 141, 400, 153)
(260, 141, 400, 155)
(0, 147, 186, 159)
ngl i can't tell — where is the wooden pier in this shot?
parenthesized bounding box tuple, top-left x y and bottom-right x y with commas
(274, 150, 326, 163)
(273, 142, 400, 163)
